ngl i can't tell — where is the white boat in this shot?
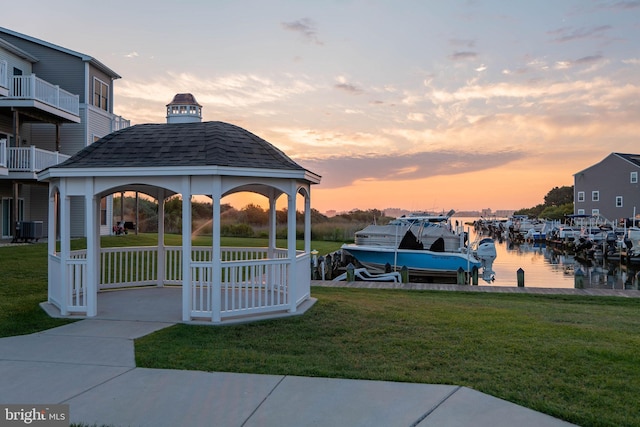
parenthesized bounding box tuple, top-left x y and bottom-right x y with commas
(341, 212, 496, 281)
(354, 211, 462, 251)
(623, 227, 640, 263)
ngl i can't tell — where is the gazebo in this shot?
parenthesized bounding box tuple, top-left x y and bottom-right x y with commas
(37, 109, 321, 323)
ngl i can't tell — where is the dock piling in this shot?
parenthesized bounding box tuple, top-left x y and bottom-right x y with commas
(471, 266, 479, 286)
(574, 268, 584, 289)
(346, 263, 355, 282)
(517, 268, 525, 287)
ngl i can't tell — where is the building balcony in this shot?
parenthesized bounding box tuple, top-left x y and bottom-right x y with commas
(0, 139, 70, 179)
(0, 73, 80, 123)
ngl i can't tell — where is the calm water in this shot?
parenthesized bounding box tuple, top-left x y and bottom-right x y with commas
(462, 218, 640, 290)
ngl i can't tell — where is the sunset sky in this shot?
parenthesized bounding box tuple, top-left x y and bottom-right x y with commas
(5, 0, 640, 214)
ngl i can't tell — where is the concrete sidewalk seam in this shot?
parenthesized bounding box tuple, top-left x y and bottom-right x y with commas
(60, 366, 137, 405)
(409, 385, 461, 427)
(0, 358, 132, 369)
(240, 374, 287, 427)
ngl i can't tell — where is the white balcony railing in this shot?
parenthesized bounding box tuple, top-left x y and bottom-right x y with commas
(8, 74, 79, 116)
(112, 115, 131, 131)
(4, 145, 70, 173)
(0, 60, 7, 89)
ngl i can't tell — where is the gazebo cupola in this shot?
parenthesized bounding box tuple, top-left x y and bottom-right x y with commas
(166, 93, 202, 124)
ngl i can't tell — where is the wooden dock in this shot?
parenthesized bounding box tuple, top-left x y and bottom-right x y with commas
(311, 280, 640, 298)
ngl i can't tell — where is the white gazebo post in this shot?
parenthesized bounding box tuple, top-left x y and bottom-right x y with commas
(157, 190, 165, 287)
(287, 180, 297, 313)
(304, 187, 311, 254)
(59, 182, 70, 315)
(47, 186, 57, 304)
(268, 191, 277, 258)
(211, 176, 222, 323)
(85, 180, 98, 317)
(181, 178, 192, 321)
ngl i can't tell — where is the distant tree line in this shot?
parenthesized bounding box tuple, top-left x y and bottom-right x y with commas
(113, 196, 392, 241)
(513, 186, 574, 220)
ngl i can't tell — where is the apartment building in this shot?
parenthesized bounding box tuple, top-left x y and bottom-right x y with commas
(0, 27, 129, 239)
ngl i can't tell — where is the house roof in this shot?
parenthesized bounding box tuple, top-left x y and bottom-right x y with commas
(615, 153, 640, 168)
(52, 121, 318, 177)
(0, 37, 39, 63)
(0, 27, 121, 79)
(574, 152, 640, 176)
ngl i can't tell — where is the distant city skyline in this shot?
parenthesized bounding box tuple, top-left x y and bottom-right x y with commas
(4, 1, 639, 213)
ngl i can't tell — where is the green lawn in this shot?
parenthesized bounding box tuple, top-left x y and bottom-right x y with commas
(135, 288, 640, 427)
(0, 243, 75, 336)
(2, 236, 640, 426)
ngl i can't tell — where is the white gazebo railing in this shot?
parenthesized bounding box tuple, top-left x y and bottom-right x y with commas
(99, 246, 159, 288)
(46, 250, 89, 314)
(51, 246, 308, 321)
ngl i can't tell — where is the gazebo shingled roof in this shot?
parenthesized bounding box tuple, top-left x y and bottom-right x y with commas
(56, 121, 306, 171)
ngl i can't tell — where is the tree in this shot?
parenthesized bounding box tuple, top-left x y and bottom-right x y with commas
(240, 203, 268, 225)
(514, 186, 575, 219)
(544, 186, 573, 207)
(539, 203, 574, 220)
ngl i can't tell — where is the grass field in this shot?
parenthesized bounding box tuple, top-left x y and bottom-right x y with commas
(135, 288, 640, 427)
(2, 236, 640, 426)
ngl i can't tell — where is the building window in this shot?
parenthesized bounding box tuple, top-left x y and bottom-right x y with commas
(577, 191, 585, 202)
(632, 172, 638, 184)
(616, 196, 623, 208)
(592, 191, 599, 202)
(592, 208, 599, 216)
(577, 209, 585, 215)
(93, 78, 109, 111)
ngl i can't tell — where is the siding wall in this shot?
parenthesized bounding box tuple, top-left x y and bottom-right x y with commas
(0, 46, 33, 139)
(23, 123, 55, 151)
(22, 119, 85, 155)
(0, 33, 86, 98)
(0, 47, 33, 77)
(0, 181, 12, 200)
(88, 105, 114, 140)
(26, 184, 48, 234)
(0, 115, 11, 135)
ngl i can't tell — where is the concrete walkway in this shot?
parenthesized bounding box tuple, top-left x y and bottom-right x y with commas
(0, 286, 580, 427)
